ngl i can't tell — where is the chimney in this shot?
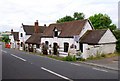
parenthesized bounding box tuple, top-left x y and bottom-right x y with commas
(34, 20, 39, 33)
(44, 24, 46, 27)
(11, 29, 13, 33)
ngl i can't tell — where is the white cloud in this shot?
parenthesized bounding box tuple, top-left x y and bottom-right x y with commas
(0, 0, 119, 32)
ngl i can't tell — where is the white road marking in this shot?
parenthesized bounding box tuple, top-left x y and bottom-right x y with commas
(41, 67, 73, 81)
(92, 68, 108, 72)
(70, 63, 80, 66)
(3, 51, 7, 53)
(11, 54, 26, 62)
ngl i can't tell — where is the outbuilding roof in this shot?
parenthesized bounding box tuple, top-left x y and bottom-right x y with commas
(80, 30, 107, 44)
(25, 33, 42, 44)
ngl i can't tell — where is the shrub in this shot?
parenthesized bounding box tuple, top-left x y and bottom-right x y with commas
(96, 52, 101, 58)
(116, 39, 120, 53)
(78, 58, 85, 61)
(73, 55, 76, 61)
(64, 55, 76, 61)
(87, 55, 94, 60)
(101, 54, 106, 58)
(113, 30, 120, 53)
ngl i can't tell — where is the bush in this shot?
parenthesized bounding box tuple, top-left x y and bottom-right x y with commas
(113, 30, 120, 53)
(96, 52, 101, 58)
(78, 58, 85, 61)
(101, 54, 106, 58)
(116, 39, 120, 53)
(87, 55, 94, 60)
(64, 55, 76, 61)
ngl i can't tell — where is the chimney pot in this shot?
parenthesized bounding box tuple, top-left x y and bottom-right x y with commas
(11, 29, 13, 33)
(44, 24, 46, 26)
(34, 20, 39, 33)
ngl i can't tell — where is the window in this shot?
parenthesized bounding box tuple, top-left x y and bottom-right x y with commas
(54, 31, 58, 37)
(21, 42, 23, 47)
(45, 41, 49, 45)
(45, 41, 49, 48)
(36, 44, 40, 48)
(21, 33, 23, 37)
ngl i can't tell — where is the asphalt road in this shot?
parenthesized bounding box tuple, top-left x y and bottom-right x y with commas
(1, 44, 118, 80)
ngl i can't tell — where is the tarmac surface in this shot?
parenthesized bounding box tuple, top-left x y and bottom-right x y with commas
(79, 56, 119, 71)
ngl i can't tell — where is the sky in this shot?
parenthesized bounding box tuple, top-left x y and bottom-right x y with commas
(0, 0, 119, 32)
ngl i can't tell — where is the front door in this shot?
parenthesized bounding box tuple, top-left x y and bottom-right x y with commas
(53, 43, 58, 55)
(79, 43, 83, 52)
(64, 42, 69, 52)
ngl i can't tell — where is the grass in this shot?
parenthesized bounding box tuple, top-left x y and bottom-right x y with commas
(103, 52, 119, 57)
(27, 51, 120, 62)
(86, 52, 119, 61)
(47, 55, 65, 61)
(16, 49, 120, 62)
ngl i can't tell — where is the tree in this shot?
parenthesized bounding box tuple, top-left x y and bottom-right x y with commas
(57, 12, 85, 23)
(116, 39, 120, 53)
(89, 13, 116, 30)
(73, 12, 85, 20)
(57, 16, 74, 23)
(2, 35, 10, 43)
(113, 30, 120, 53)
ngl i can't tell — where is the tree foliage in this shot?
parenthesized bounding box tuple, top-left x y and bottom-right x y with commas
(89, 13, 116, 30)
(57, 12, 85, 23)
(2, 35, 10, 43)
(113, 30, 120, 53)
(73, 12, 85, 20)
(57, 16, 74, 23)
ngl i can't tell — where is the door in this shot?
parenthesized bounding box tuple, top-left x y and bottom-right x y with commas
(53, 43, 58, 55)
(64, 42, 69, 52)
(79, 43, 83, 52)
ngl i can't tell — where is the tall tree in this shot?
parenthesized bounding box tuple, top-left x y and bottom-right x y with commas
(57, 16, 74, 23)
(73, 12, 85, 20)
(113, 30, 120, 53)
(89, 13, 116, 30)
(57, 12, 85, 23)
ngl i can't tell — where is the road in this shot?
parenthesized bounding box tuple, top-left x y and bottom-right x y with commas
(1, 43, 118, 80)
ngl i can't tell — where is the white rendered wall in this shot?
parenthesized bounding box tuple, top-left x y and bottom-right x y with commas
(99, 29, 117, 44)
(79, 21, 93, 38)
(82, 44, 116, 59)
(41, 37, 79, 51)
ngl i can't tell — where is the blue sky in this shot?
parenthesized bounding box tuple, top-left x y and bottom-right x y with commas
(0, 0, 119, 32)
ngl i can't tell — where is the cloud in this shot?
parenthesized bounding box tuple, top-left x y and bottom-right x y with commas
(0, 0, 119, 32)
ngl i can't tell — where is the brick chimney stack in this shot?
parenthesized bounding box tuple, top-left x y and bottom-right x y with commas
(34, 20, 39, 33)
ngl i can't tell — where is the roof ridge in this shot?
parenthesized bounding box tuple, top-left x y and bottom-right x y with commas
(50, 19, 88, 25)
(23, 25, 46, 27)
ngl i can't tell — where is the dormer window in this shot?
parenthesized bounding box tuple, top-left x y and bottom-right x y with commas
(53, 28, 58, 37)
(54, 31, 58, 37)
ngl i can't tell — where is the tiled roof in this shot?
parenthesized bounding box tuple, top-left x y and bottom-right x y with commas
(25, 33, 42, 44)
(42, 19, 92, 37)
(80, 30, 107, 44)
(11, 32, 19, 41)
(22, 25, 46, 35)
